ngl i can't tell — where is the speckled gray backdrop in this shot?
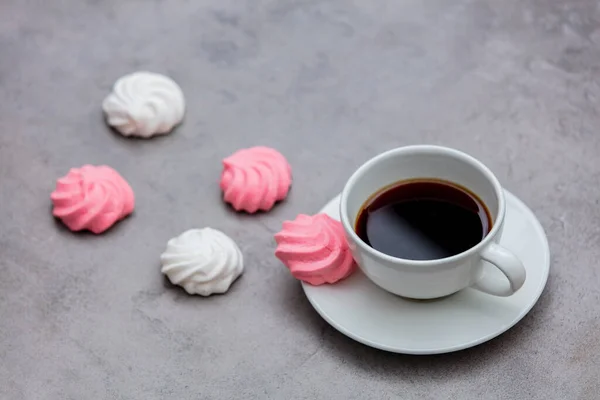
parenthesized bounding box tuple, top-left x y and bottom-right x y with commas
(1, 0, 599, 399)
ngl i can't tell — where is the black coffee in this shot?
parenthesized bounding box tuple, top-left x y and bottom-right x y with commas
(355, 179, 491, 261)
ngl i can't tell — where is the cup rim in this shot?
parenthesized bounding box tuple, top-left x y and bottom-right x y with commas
(339, 145, 506, 268)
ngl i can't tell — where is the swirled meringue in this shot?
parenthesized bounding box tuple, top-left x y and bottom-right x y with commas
(102, 72, 185, 138)
(160, 228, 244, 296)
(275, 214, 355, 285)
(220, 146, 292, 213)
(50, 165, 135, 234)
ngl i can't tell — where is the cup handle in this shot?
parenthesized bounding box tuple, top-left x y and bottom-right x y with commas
(471, 243, 526, 297)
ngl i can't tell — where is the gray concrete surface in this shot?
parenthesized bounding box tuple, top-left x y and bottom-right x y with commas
(1, 0, 599, 398)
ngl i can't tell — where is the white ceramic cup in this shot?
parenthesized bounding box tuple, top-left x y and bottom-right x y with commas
(340, 145, 526, 299)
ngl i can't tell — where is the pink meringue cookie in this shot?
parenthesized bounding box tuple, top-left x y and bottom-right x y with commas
(275, 213, 356, 285)
(50, 165, 135, 234)
(220, 146, 292, 213)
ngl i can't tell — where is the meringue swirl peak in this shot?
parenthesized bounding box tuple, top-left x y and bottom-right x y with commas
(220, 146, 292, 213)
(275, 213, 355, 285)
(50, 165, 135, 234)
(160, 228, 244, 296)
(102, 71, 185, 138)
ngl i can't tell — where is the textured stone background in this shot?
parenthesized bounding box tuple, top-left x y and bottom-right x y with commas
(1, 0, 599, 399)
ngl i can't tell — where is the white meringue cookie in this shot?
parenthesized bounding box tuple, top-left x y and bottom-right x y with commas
(160, 228, 243, 296)
(102, 71, 185, 138)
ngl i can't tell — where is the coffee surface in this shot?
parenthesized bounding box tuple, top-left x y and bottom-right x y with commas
(355, 179, 491, 261)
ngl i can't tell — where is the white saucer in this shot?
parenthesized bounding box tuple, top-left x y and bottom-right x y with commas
(302, 190, 550, 354)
